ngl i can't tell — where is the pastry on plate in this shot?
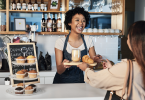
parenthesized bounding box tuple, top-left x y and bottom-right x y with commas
(16, 56, 26, 63)
(15, 87, 24, 94)
(21, 69, 28, 77)
(28, 70, 37, 78)
(82, 55, 94, 64)
(16, 83, 24, 88)
(26, 55, 35, 63)
(29, 84, 36, 92)
(25, 86, 33, 94)
(16, 70, 25, 79)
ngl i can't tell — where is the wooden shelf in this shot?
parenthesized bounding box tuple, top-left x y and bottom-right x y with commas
(82, 32, 122, 35)
(0, 10, 6, 12)
(9, 10, 66, 13)
(0, 31, 122, 35)
(89, 12, 122, 15)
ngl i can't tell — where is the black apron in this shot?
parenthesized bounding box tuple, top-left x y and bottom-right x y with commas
(53, 33, 88, 83)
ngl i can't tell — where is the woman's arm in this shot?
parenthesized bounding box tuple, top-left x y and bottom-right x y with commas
(55, 48, 70, 74)
(88, 46, 96, 59)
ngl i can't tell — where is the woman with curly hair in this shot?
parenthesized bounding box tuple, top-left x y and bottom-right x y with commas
(53, 7, 101, 83)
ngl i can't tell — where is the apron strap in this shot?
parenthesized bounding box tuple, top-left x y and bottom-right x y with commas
(81, 34, 88, 54)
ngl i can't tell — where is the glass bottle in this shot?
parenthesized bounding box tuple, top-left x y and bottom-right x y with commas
(28, 0, 32, 10)
(12, 0, 16, 10)
(57, 13, 62, 32)
(34, 0, 38, 11)
(22, 0, 26, 10)
(17, 0, 21, 10)
(40, 0, 45, 11)
(47, 13, 52, 32)
(52, 14, 56, 32)
(41, 14, 46, 32)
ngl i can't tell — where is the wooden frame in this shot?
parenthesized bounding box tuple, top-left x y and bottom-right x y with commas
(14, 18, 26, 31)
(48, 0, 61, 11)
(7, 43, 40, 86)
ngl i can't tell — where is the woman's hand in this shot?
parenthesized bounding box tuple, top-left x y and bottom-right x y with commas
(77, 62, 89, 71)
(103, 59, 112, 69)
(93, 55, 102, 63)
(62, 59, 71, 68)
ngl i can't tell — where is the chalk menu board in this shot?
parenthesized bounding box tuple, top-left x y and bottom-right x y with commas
(7, 43, 40, 86)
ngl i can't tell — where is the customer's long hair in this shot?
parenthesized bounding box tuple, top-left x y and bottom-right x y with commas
(128, 21, 145, 88)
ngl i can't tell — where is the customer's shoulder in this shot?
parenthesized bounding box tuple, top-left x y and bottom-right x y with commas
(56, 36, 66, 43)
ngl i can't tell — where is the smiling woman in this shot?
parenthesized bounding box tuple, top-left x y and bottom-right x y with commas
(53, 7, 102, 84)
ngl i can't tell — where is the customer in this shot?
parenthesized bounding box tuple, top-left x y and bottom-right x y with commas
(77, 21, 145, 99)
(53, 7, 102, 84)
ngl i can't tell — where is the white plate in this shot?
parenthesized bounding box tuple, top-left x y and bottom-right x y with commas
(9, 75, 40, 80)
(11, 61, 36, 65)
(6, 88, 45, 96)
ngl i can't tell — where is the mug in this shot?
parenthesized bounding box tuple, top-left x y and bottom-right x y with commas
(87, 28, 93, 33)
(110, 29, 115, 33)
(93, 28, 98, 33)
(104, 29, 109, 33)
(72, 49, 81, 62)
(83, 29, 87, 32)
(98, 29, 104, 33)
(115, 29, 121, 33)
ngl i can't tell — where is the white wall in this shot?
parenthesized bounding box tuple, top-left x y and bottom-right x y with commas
(135, 0, 145, 21)
(0, 35, 118, 69)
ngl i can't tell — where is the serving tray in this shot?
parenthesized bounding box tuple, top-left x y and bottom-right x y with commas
(64, 61, 97, 66)
(11, 61, 36, 65)
(9, 75, 40, 80)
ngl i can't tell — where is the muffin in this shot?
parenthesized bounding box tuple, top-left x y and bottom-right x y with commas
(28, 70, 37, 78)
(16, 70, 25, 79)
(25, 86, 33, 94)
(21, 69, 28, 77)
(16, 83, 24, 88)
(15, 87, 24, 94)
(29, 84, 36, 92)
(26, 55, 35, 63)
(16, 56, 26, 63)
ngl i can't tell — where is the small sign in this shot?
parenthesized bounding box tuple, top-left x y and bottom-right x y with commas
(7, 43, 40, 86)
(48, 0, 60, 11)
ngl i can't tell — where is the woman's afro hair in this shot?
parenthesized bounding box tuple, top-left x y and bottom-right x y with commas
(64, 7, 90, 30)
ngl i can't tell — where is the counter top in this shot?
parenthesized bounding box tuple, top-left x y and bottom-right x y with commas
(1, 83, 106, 100)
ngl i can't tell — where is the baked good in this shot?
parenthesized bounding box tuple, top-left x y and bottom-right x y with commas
(28, 70, 37, 78)
(15, 87, 24, 94)
(21, 69, 28, 77)
(82, 55, 94, 64)
(16, 83, 24, 88)
(16, 70, 25, 79)
(16, 56, 26, 63)
(25, 86, 33, 94)
(26, 55, 35, 63)
(82, 55, 89, 63)
(29, 84, 36, 92)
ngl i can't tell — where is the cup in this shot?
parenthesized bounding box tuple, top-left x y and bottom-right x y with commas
(83, 28, 87, 32)
(72, 49, 81, 62)
(87, 28, 93, 32)
(110, 29, 115, 33)
(93, 28, 98, 33)
(115, 29, 121, 33)
(104, 29, 109, 33)
(98, 29, 104, 33)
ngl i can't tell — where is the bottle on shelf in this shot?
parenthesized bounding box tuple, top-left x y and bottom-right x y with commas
(40, 0, 45, 11)
(52, 14, 56, 32)
(12, 0, 16, 10)
(47, 13, 52, 32)
(17, 0, 21, 10)
(57, 13, 62, 32)
(41, 14, 46, 32)
(28, 0, 32, 10)
(22, 0, 26, 10)
(34, 0, 38, 11)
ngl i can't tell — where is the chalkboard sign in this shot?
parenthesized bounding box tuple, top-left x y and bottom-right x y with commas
(7, 43, 40, 86)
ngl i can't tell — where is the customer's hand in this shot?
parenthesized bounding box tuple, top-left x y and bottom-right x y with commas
(93, 55, 102, 63)
(103, 59, 112, 69)
(77, 62, 89, 71)
(62, 59, 71, 68)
